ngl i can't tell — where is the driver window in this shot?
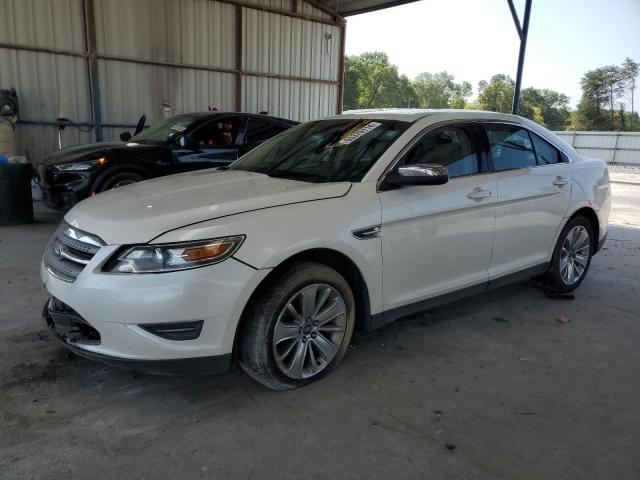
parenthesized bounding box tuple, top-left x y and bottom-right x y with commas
(403, 127, 479, 177)
(190, 117, 246, 147)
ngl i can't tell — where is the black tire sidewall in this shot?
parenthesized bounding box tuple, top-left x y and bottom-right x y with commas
(241, 262, 355, 389)
(98, 171, 145, 192)
(550, 216, 594, 292)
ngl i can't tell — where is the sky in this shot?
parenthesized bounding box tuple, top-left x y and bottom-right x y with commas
(345, 0, 640, 108)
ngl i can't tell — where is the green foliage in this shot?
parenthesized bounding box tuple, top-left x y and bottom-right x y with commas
(476, 74, 515, 113)
(343, 52, 416, 110)
(571, 59, 639, 131)
(343, 52, 639, 131)
(412, 72, 472, 109)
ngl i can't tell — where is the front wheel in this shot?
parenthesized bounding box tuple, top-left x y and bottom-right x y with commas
(98, 171, 145, 192)
(240, 262, 355, 390)
(548, 216, 594, 292)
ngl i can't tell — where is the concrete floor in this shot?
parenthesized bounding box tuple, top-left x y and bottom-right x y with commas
(1, 184, 639, 480)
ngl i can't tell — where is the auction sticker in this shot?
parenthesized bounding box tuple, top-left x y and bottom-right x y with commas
(335, 121, 382, 146)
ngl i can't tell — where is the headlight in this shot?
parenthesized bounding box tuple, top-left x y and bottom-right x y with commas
(54, 157, 107, 171)
(104, 236, 245, 273)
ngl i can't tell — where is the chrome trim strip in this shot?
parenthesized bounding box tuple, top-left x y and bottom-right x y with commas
(62, 223, 105, 248)
(57, 243, 91, 265)
(44, 264, 75, 283)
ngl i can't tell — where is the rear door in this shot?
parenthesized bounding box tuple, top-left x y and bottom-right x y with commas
(481, 123, 572, 279)
(379, 123, 497, 312)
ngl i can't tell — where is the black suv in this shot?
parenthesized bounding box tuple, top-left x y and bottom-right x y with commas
(36, 112, 297, 210)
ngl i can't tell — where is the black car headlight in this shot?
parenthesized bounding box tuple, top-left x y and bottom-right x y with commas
(104, 236, 245, 273)
(53, 157, 107, 171)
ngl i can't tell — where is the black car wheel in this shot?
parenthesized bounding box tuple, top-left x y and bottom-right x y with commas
(98, 171, 145, 192)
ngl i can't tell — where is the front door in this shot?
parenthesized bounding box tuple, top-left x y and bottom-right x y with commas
(174, 116, 248, 168)
(379, 124, 497, 313)
(481, 123, 572, 279)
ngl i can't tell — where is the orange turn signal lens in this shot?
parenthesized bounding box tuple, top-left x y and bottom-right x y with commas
(181, 242, 233, 262)
(98, 156, 107, 166)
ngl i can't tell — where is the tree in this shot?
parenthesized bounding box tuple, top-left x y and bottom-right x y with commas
(520, 87, 571, 129)
(343, 52, 416, 110)
(622, 57, 639, 129)
(573, 65, 628, 130)
(476, 74, 515, 113)
(412, 71, 472, 109)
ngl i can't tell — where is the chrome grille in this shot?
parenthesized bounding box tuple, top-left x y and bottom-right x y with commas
(44, 223, 105, 282)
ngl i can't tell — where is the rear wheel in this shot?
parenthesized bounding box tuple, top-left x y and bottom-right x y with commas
(240, 262, 355, 390)
(98, 171, 145, 192)
(548, 216, 594, 292)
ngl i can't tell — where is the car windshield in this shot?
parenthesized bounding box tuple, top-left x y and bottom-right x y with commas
(230, 119, 410, 183)
(132, 114, 202, 144)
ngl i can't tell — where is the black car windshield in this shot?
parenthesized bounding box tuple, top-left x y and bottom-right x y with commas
(230, 119, 410, 183)
(132, 114, 202, 144)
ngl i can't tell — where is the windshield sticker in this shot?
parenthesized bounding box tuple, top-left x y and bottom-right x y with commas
(170, 124, 187, 132)
(333, 121, 382, 146)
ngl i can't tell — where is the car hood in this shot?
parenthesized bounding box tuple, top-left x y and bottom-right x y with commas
(42, 141, 165, 165)
(65, 169, 351, 244)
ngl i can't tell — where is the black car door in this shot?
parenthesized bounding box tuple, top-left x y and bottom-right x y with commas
(173, 116, 248, 168)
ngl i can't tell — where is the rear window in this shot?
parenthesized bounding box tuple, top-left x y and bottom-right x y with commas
(485, 125, 536, 171)
(530, 132, 561, 165)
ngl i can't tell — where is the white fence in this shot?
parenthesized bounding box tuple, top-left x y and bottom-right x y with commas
(552, 131, 640, 165)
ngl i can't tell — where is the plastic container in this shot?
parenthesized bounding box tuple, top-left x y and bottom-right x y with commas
(0, 163, 34, 225)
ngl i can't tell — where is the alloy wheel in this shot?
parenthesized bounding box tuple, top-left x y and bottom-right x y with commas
(560, 225, 590, 285)
(272, 283, 347, 380)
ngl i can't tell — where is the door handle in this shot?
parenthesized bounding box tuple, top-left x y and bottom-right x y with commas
(468, 188, 492, 200)
(553, 176, 570, 186)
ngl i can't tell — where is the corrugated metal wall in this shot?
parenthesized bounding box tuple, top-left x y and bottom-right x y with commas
(0, 0, 93, 161)
(0, 0, 343, 163)
(554, 131, 640, 165)
(242, 8, 340, 120)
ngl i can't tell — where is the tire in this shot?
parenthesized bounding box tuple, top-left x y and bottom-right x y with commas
(97, 171, 145, 192)
(240, 262, 355, 390)
(547, 216, 594, 292)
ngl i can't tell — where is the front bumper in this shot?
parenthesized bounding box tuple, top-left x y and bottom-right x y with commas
(41, 248, 270, 372)
(35, 163, 91, 210)
(44, 298, 232, 375)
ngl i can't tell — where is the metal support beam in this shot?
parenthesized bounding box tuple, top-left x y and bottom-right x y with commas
(235, 5, 243, 112)
(509, 0, 532, 115)
(83, 0, 102, 141)
(336, 22, 346, 113)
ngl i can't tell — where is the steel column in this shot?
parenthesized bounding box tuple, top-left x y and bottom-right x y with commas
(508, 0, 532, 115)
(235, 5, 243, 112)
(336, 22, 346, 113)
(83, 0, 103, 142)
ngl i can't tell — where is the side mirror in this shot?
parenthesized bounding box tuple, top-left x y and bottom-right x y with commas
(382, 164, 449, 190)
(120, 131, 132, 142)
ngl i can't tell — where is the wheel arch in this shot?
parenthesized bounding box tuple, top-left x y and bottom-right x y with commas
(91, 163, 151, 193)
(232, 248, 372, 359)
(566, 206, 600, 253)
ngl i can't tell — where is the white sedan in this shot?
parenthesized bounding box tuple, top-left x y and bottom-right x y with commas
(41, 109, 611, 389)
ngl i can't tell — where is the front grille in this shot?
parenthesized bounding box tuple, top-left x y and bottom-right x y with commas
(44, 222, 105, 282)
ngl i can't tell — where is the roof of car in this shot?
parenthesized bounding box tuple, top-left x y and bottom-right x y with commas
(183, 111, 298, 124)
(334, 108, 524, 123)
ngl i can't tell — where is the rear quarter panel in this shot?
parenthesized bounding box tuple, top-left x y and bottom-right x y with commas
(569, 157, 611, 242)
